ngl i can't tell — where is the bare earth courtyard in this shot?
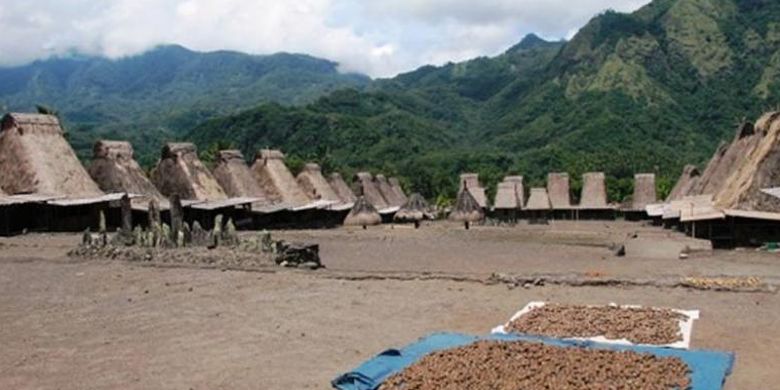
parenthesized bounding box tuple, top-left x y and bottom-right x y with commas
(1, 221, 778, 389)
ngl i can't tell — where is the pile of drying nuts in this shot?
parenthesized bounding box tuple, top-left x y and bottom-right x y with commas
(379, 340, 691, 390)
(506, 304, 685, 345)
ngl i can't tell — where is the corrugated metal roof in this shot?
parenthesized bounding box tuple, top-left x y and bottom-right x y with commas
(46, 193, 128, 206)
(189, 197, 260, 211)
(724, 209, 780, 222)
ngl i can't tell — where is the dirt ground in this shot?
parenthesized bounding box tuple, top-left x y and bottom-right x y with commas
(0, 220, 778, 389)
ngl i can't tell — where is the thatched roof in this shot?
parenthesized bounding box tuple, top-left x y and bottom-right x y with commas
(150, 142, 227, 201)
(212, 150, 269, 205)
(394, 193, 428, 222)
(344, 196, 382, 227)
(525, 188, 551, 210)
(88, 140, 165, 203)
(494, 182, 521, 210)
(328, 172, 357, 203)
(547, 172, 572, 209)
(693, 121, 763, 196)
(0, 113, 103, 197)
(296, 163, 341, 203)
(714, 111, 780, 212)
(388, 177, 409, 205)
(449, 188, 484, 222)
(666, 165, 701, 202)
(375, 174, 404, 207)
(354, 172, 389, 209)
(579, 172, 609, 209)
(250, 149, 310, 206)
(458, 173, 487, 208)
(630, 173, 657, 211)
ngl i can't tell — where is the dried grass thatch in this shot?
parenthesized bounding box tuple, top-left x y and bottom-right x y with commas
(375, 174, 404, 207)
(504, 176, 525, 207)
(394, 193, 428, 222)
(547, 172, 571, 209)
(296, 163, 340, 203)
(494, 182, 521, 210)
(343, 196, 382, 227)
(631, 173, 657, 211)
(150, 143, 227, 201)
(0, 113, 103, 197)
(579, 172, 609, 209)
(388, 177, 409, 205)
(212, 150, 269, 204)
(458, 173, 487, 208)
(715, 112, 780, 212)
(328, 172, 357, 203)
(526, 188, 551, 210)
(354, 172, 389, 209)
(693, 121, 763, 196)
(250, 149, 310, 206)
(88, 140, 165, 203)
(449, 188, 485, 222)
(666, 165, 701, 202)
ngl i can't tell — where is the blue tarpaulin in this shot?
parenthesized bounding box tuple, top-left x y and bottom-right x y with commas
(332, 332, 734, 390)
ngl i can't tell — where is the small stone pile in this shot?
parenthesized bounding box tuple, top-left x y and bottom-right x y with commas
(379, 340, 691, 390)
(69, 196, 322, 270)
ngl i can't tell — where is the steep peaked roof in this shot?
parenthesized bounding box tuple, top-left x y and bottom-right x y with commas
(328, 172, 357, 203)
(212, 149, 269, 205)
(296, 163, 341, 203)
(88, 140, 165, 204)
(251, 149, 310, 206)
(0, 113, 103, 198)
(579, 172, 610, 209)
(547, 172, 572, 209)
(150, 142, 227, 201)
(526, 188, 551, 210)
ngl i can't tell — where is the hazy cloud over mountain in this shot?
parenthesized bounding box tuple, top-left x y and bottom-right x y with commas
(0, 0, 649, 77)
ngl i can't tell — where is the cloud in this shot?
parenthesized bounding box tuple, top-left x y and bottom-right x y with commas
(0, 0, 650, 78)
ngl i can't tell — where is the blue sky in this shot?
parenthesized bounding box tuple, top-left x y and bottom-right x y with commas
(0, 0, 650, 77)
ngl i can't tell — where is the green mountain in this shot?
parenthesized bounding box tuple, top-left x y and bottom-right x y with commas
(190, 0, 780, 201)
(0, 45, 369, 165)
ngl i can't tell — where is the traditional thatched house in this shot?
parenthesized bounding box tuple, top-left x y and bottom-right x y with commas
(525, 187, 551, 224)
(296, 163, 341, 204)
(212, 150, 268, 202)
(547, 172, 574, 219)
(692, 121, 762, 196)
(251, 149, 310, 207)
(344, 196, 382, 229)
(329, 173, 357, 204)
(375, 174, 404, 207)
(458, 173, 487, 208)
(388, 178, 409, 206)
(449, 188, 484, 229)
(0, 113, 103, 197)
(667, 165, 701, 202)
(624, 173, 656, 220)
(577, 172, 615, 220)
(151, 143, 227, 201)
(493, 176, 524, 222)
(89, 140, 166, 206)
(0, 113, 122, 232)
(354, 172, 389, 210)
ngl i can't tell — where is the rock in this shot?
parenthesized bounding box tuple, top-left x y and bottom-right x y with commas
(613, 244, 626, 257)
(300, 261, 321, 270)
(272, 241, 321, 268)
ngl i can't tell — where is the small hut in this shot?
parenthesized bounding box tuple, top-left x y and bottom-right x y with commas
(578, 172, 614, 220)
(251, 149, 310, 207)
(344, 196, 382, 229)
(296, 163, 341, 204)
(388, 178, 409, 206)
(667, 165, 701, 202)
(458, 173, 487, 208)
(329, 173, 357, 204)
(394, 193, 428, 228)
(89, 140, 166, 205)
(354, 172, 389, 210)
(493, 178, 522, 223)
(449, 188, 484, 229)
(525, 188, 551, 224)
(625, 173, 657, 220)
(547, 172, 574, 219)
(151, 143, 227, 201)
(375, 174, 404, 208)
